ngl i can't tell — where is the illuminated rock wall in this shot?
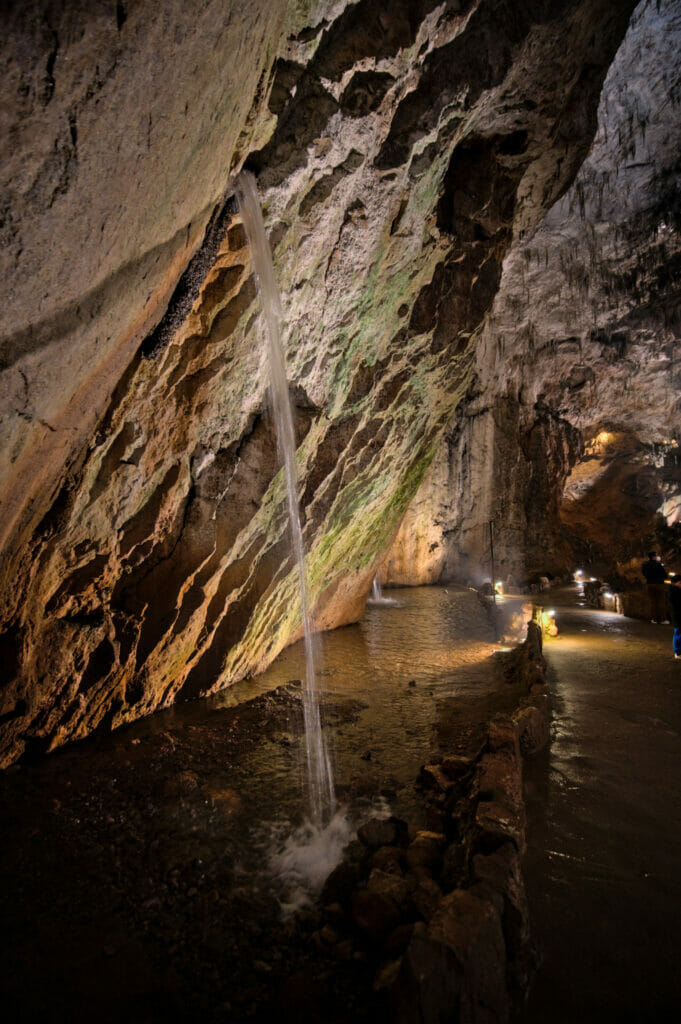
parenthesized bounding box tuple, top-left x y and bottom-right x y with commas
(0, 0, 642, 764)
(385, 0, 681, 585)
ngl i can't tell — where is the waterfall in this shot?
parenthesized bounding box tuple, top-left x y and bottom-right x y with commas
(368, 573, 397, 606)
(235, 171, 335, 825)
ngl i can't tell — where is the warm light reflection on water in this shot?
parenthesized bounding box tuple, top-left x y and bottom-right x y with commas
(209, 586, 509, 828)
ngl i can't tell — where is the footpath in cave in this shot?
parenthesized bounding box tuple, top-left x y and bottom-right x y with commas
(522, 585, 681, 1022)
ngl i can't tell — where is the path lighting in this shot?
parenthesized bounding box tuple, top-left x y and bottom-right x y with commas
(538, 607, 558, 637)
(604, 591, 613, 599)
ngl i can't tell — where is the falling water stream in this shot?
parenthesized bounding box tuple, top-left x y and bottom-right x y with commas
(234, 172, 335, 826)
(368, 574, 397, 606)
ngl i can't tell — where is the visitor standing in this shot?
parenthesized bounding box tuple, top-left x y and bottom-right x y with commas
(669, 578, 681, 660)
(642, 551, 667, 623)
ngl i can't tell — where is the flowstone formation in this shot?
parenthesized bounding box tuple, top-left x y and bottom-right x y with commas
(384, 0, 681, 586)
(0, 0, 640, 764)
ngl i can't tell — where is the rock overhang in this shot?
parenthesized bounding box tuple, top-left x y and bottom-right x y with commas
(3, 0, 675, 764)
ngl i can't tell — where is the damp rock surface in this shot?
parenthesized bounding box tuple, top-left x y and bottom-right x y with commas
(384, 0, 681, 587)
(0, 0, 643, 764)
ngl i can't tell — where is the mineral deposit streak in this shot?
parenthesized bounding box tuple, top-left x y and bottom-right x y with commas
(235, 172, 335, 825)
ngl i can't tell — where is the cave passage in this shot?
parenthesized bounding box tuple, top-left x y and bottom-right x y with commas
(1, 0, 680, 1020)
(0, 586, 518, 1023)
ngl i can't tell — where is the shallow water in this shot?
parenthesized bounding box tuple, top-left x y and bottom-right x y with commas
(208, 584, 507, 827)
(0, 585, 518, 1022)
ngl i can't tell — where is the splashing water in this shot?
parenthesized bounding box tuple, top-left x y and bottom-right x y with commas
(368, 574, 398, 606)
(235, 171, 335, 825)
(268, 809, 353, 915)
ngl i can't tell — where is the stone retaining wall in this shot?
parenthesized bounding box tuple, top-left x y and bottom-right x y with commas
(317, 620, 551, 1023)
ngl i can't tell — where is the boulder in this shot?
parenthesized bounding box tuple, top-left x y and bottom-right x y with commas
(352, 888, 401, 943)
(358, 816, 408, 850)
(406, 831, 445, 876)
(487, 716, 520, 757)
(410, 876, 443, 922)
(514, 704, 550, 755)
(477, 751, 523, 814)
(390, 890, 508, 1024)
(417, 764, 455, 794)
(441, 754, 477, 780)
(366, 868, 412, 913)
(471, 843, 530, 955)
(474, 800, 525, 855)
(371, 845, 405, 875)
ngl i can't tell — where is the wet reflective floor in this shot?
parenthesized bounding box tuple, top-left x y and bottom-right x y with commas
(522, 586, 681, 1022)
(216, 584, 516, 825)
(0, 586, 520, 1023)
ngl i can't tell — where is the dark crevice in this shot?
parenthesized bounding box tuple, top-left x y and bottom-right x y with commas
(45, 555, 109, 614)
(310, 0, 446, 80)
(0, 625, 22, 688)
(0, 699, 27, 727)
(247, 76, 338, 190)
(177, 537, 291, 703)
(68, 113, 78, 154)
(0, 218, 215, 371)
(339, 70, 395, 118)
(118, 464, 183, 562)
(140, 193, 236, 359)
(80, 639, 116, 694)
(43, 34, 58, 105)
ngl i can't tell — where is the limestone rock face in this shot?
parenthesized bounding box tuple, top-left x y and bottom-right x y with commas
(560, 429, 681, 576)
(385, 0, 681, 584)
(0, 0, 290, 558)
(0, 0, 642, 764)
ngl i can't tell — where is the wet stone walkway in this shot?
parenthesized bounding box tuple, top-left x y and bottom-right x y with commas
(522, 585, 681, 1022)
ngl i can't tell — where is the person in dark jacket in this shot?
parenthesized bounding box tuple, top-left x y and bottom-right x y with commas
(642, 551, 667, 623)
(669, 578, 681, 660)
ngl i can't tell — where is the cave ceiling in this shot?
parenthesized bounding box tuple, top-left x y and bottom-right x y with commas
(1, 0, 679, 765)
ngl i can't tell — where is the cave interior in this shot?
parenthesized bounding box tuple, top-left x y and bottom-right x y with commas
(0, 0, 680, 1020)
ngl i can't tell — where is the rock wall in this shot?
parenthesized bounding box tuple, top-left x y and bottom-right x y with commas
(0, 0, 640, 765)
(317, 620, 551, 1022)
(560, 430, 681, 577)
(385, 0, 681, 586)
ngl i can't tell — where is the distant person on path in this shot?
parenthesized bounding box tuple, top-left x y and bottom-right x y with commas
(642, 551, 667, 623)
(669, 577, 681, 660)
